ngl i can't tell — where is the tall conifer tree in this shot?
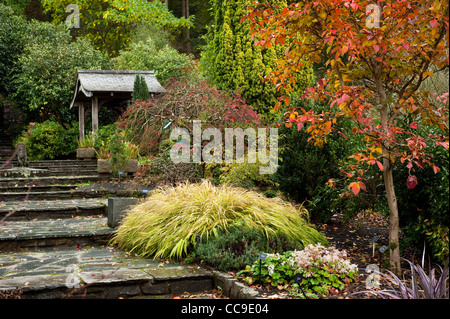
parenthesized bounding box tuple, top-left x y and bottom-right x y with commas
(202, 0, 314, 120)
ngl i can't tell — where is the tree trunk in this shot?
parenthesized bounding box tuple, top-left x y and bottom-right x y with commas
(186, 0, 191, 53)
(181, 0, 185, 19)
(383, 156, 401, 275)
(377, 77, 401, 276)
(181, 0, 190, 53)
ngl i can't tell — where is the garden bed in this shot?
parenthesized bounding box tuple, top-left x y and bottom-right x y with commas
(76, 181, 430, 299)
(216, 211, 412, 299)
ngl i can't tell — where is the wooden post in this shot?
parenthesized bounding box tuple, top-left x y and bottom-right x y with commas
(78, 102, 85, 141)
(92, 96, 99, 134)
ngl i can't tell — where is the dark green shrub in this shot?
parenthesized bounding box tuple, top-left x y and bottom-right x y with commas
(193, 225, 300, 271)
(11, 20, 110, 123)
(273, 97, 378, 223)
(273, 119, 349, 222)
(0, 4, 27, 95)
(15, 121, 78, 160)
(93, 122, 118, 149)
(388, 136, 449, 264)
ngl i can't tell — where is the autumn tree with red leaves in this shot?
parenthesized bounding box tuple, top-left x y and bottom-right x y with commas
(245, 0, 449, 274)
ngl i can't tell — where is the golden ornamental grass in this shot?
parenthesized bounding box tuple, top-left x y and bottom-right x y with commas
(111, 181, 327, 259)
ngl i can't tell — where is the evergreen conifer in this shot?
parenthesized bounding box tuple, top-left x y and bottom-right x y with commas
(132, 74, 151, 103)
(201, 0, 314, 121)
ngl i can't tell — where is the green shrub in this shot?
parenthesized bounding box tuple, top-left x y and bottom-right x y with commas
(384, 130, 449, 264)
(11, 20, 110, 123)
(273, 97, 375, 223)
(93, 122, 118, 150)
(200, 0, 314, 120)
(15, 121, 78, 160)
(113, 38, 195, 84)
(112, 181, 327, 260)
(193, 224, 299, 271)
(217, 161, 277, 190)
(274, 122, 349, 222)
(0, 3, 27, 95)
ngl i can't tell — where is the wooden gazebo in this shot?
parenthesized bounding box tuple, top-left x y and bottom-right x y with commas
(70, 70, 166, 140)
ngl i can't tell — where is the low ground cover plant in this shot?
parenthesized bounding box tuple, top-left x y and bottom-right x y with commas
(238, 244, 358, 298)
(191, 224, 300, 271)
(112, 182, 327, 260)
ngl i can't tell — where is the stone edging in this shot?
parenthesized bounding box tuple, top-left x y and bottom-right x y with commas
(211, 270, 260, 299)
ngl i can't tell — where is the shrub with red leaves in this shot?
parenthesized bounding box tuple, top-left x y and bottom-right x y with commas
(118, 79, 264, 156)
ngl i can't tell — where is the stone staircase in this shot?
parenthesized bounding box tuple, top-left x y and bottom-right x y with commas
(0, 160, 100, 201)
(0, 133, 214, 299)
(0, 133, 15, 164)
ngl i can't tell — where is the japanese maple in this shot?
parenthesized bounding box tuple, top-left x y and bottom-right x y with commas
(245, 0, 449, 274)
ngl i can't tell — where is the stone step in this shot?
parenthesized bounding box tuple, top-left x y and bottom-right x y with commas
(0, 168, 98, 178)
(0, 246, 213, 299)
(1, 161, 98, 171)
(30, 160, 97, 168)
(0, 175, 99, 188)
(0, 184, 78, 193)
(0, 189, 107, 201)
(0, 186, 140, 201)
(0, 216, 113, 251)
(0, 198, 107, 221)
(1, 160, 97, 166)
(0, 150, 14, 156)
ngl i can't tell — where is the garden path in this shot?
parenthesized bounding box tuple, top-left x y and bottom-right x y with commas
(0, 133, 214, 299)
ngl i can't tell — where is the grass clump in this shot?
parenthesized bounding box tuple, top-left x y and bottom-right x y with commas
(111, 182, 327, 260)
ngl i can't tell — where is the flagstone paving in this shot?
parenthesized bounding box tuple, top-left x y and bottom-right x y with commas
(0, 216, 112, 241)
(0, 198, 108, 213)
(0, 245, 213, 298)
(0, 198, 108, 220)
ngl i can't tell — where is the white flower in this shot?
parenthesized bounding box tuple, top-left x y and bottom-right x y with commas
(267, 264, 275, 276)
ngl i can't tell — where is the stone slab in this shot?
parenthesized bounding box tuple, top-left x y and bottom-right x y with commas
(107, 197, 139, 228)
(0, 198, 107, 220)
(0, 217, 114, 250)
(0, 246, 213, 298)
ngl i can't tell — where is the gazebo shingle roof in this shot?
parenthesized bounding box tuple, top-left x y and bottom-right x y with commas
(70, 69, 166, 108)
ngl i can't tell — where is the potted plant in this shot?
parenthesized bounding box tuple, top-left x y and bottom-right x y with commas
(96, 144, 113, 174)
(96, 134, 139, 175)
(122, 141, 139, 174)
(77, 134, 96, 159)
